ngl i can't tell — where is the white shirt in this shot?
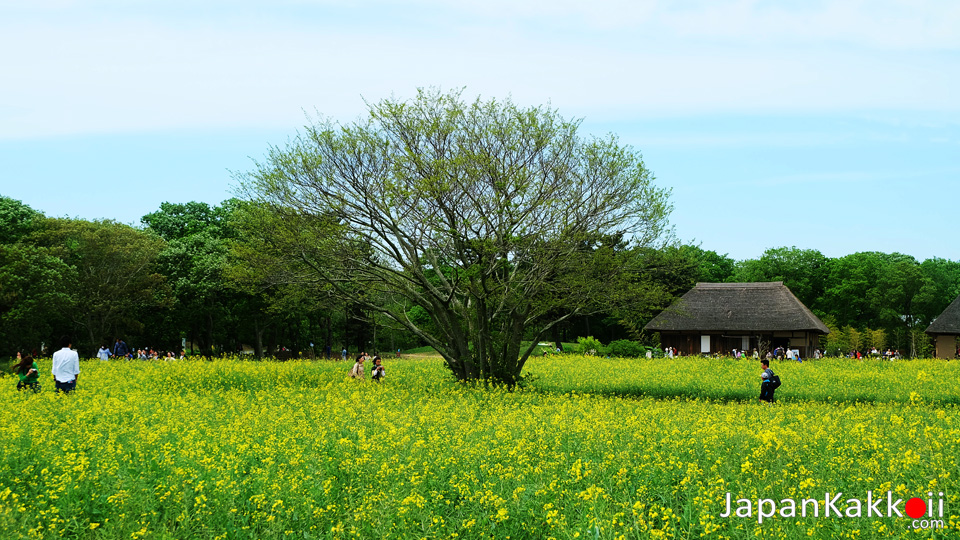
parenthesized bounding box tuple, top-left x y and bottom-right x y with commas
(52, 347, 80, 383)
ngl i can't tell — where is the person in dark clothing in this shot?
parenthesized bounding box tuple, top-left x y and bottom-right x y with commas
(759, 359, 778, 403)
(112, 338, 130, 358)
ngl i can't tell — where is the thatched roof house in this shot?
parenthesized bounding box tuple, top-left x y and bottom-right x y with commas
(925, 294, 960, 358)
(644, 282, 829, 357)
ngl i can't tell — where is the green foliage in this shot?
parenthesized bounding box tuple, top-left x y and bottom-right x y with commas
(145, 199, 300, 356)
(141, 200, 238, 242)
(729, 248, 960, 357)
(3, 189, 960, 367)
(224, 198, 362, 356)
(0, 196, 44, 244)
(679, 244, 735, 283)
(30, 218, 169, 352)
(402, 345, 439, 354)
(0, 243, 75, 355)
(845, 326, 862, 351)
(914, 257, 960, 324)
(731, 246, 829, 311)
(865, 328, 887, 351)
(576, 335, 604, 355)
(604, 339, 647, 358)
(237, 88, 674, 384)
(910, 327, 935, 358)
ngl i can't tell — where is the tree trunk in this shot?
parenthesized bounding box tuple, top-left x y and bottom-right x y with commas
(325, 315, 332, 359)
(343, 304, 350, 357)
(86, 326, 96, 357)
(207, 312, 215, 357)
(254, 318, 264, 359)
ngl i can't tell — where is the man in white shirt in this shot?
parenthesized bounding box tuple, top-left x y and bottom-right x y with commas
(52, 336, 80, 393)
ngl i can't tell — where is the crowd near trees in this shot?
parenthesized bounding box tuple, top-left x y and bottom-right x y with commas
(2, 91, 958, 374)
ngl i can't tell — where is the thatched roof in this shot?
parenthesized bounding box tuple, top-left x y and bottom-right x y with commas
(926, 294, 960, 335)
(644, 282, 829, 333)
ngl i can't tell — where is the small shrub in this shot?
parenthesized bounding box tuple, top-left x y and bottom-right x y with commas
(605, 339, 646, 358)
(576, 336, 604, 356)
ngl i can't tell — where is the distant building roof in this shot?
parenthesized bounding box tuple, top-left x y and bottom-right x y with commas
(644, 282, 830, 333)
(926, 294, 960, 335)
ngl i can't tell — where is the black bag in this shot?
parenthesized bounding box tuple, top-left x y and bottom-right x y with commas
(769, 375, 782, 389)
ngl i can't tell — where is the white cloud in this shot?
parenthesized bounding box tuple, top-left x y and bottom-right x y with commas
(403, 0, 960, 49)
(1, 0, 958, 138)
(658, 0, 960, 51)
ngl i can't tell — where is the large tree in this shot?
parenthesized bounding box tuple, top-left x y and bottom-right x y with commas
(0, 243, 75, 356)
(0, 197, 75, 355)
(34, 218, 169, 352)
(142, 201, 239, 355)
(238, 89, 672, 383)
(731, 246, 831, 314)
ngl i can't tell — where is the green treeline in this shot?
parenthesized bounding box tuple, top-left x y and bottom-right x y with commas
(1, 196, 957, 358)
(683, 245, 959, 357)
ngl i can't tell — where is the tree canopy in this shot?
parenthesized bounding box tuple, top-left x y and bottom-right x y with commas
(33, 218, 170, 350)
(1, 187, 958, 360)
(238, 88, 674, 383)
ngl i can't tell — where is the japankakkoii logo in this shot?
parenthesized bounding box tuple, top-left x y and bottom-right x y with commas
(720, 491, 947, 530)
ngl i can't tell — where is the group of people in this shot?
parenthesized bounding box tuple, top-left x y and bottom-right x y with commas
(769, 347, 802, 362)
(850, 348, 902, 359)
(96, 338, 185, 361)
(349, 352, 386, 382)
(13, 336, 80, 394)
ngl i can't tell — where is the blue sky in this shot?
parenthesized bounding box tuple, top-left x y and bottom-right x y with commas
(2, 0, 958, 261)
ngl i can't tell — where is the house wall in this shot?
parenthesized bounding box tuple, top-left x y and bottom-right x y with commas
(658, 331, 822, 357)
(934, 334, 959, 358)
(659, 333, 699, 356)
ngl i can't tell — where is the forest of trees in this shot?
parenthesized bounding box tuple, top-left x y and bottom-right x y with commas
(3, 194, 959, 360)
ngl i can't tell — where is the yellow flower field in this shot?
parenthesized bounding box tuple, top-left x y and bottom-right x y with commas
(0, 356, 957, 539)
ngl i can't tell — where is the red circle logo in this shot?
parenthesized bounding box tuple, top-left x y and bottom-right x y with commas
(905, 497, 926, 519)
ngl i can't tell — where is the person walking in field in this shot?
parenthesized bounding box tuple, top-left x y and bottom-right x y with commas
(52, 336, 80, 394)
(759, 359, 780, 404)
(13, 352, 40, 393)
(96, 344, 111, 361)
(112, 338, 129, 358)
